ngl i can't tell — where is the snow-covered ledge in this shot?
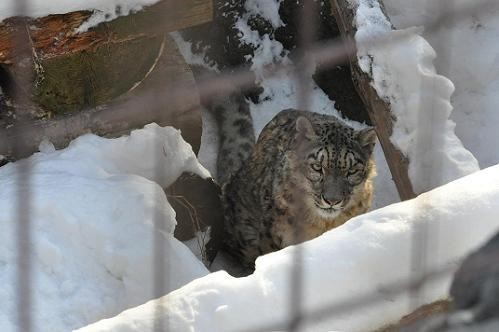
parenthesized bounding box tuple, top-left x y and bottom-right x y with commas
(350, 0, 479, 193)
(78, 164, 499, 331)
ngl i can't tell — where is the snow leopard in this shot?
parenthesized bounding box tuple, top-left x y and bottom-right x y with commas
(210, 93, 376, 270)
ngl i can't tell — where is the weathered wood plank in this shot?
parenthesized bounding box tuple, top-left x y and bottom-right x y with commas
(329, 0, 416, 200)
(0, 0, 213, 64)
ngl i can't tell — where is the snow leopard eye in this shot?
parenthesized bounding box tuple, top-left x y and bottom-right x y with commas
(347, 168, 364, 185)
(310, 163, 323, 173)
(346, 168, 358, 176)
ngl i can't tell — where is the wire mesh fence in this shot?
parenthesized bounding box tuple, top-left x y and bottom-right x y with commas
(2, 0, 499, 331)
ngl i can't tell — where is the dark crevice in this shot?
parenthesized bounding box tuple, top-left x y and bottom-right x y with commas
(0, 66, 14, 98)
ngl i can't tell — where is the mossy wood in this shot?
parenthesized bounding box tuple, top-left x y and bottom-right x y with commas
(0, 0, 213, 158)
(0, 0, 212, 114)
(0, 34, 202, 159)
(329, 0, 416, 200)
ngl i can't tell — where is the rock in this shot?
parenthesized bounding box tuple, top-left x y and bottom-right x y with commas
(450, 231, 499, 322)
(401, 231, 499, 331)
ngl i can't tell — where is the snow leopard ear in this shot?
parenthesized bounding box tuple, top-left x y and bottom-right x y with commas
(357, 127, 376, 153)
(295, 116, 316, 140)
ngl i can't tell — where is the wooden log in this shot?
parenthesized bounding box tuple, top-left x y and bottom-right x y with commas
(0, 0, 212, 115)
(0, 34, 203, 159)
(329, 0, 416, 200)
(0, 0, 213, 64)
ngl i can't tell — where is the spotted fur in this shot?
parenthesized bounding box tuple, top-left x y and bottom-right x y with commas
(213, 102, 376, 270)
(209, 92, 255, 185)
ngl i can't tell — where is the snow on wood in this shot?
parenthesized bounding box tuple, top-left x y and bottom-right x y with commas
(0, 0, 213, 64)
(330, 0, 415, 200)
(343, 0, 479, 194)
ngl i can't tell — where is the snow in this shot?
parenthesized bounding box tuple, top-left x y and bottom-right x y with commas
(78, 164, 499, 332)
(244, 0, 284, 29)
(0, 124, 209, 331)
(38, 139, 56, 154)
(0, 0, 161, 32)
(234, 7, 287, 74)
(382, 0, 499, 170)
(171, 32, 219, 72)
(351, 0, 480, 193)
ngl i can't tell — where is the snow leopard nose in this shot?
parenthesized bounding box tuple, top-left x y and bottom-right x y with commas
(321, 195, 342, 207)
(323, 177, 350, 206)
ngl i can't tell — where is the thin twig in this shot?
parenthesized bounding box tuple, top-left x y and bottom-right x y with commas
(168, 194, 208, 263)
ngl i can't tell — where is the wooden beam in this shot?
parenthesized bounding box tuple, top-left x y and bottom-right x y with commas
(0, 0, 213, 64)
(329, 0, 416, 200)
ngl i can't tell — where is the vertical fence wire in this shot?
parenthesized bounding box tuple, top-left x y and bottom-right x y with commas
(153, 4, 182, 328)
(153, 114, 167, 332)
(289, 1, 319, 331)
(409, 0, 456, 314)
(13, 0, 33, 331)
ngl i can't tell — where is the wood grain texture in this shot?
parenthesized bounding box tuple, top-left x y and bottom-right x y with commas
(329, 0, 416, 200)
(0, 0, 213, 64)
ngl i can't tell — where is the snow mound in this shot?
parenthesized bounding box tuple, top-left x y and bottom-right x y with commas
(352, 0, 480, 193)
(0, 0, 161, 32)
(0, 124, 209, 331)
(78, 165, 499, 331)
(383, 0, 499, 170)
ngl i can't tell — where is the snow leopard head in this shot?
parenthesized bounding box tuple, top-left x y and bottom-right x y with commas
(291, 114, 376, 217)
